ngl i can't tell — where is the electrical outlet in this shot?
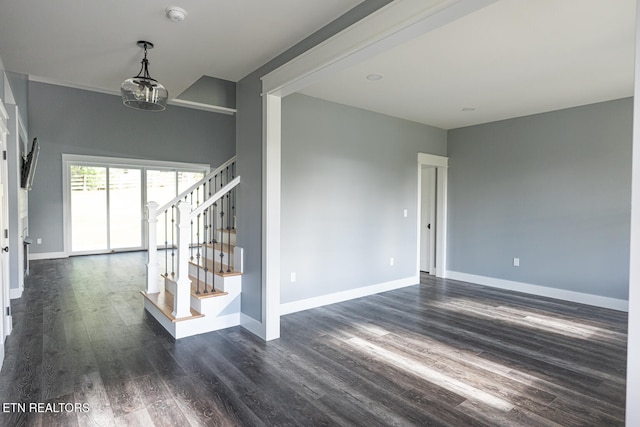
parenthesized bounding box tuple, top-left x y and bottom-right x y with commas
(403, 209, 408, 218)
(37, 238, 42, 244)
(290, 272, 296, 282)
(389, 257, 395, 266)
(513, 257, 520, 267)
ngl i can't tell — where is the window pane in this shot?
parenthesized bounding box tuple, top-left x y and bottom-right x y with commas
(109, 168, 142, 249)
(147, 170, 177, 206)
(147, 170, 178, 249)
(71, 166, 107, 251)
(178, 171, 205, 193)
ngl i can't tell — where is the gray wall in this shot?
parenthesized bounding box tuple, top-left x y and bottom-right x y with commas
(447, 98, 632, 300)
(0, 58, 5, 100)
(5, 72, 28, 129)
(177, 76, 236, 109)
(281, 94, 446, 303)
(27, 81, 235, 255)
(235, 0, 393, 320)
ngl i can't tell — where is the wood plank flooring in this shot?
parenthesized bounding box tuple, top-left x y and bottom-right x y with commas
(0, 252, 627, 426)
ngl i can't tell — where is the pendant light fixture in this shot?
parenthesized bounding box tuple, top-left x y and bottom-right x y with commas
(121, 41, 168, 111)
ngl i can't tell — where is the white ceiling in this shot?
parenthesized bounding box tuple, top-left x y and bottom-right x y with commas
(0, 0, 636, 130)
(0, 0, 364, 97)
(301, 0, 637, 129)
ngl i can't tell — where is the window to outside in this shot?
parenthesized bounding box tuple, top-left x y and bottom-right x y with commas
(70, 166, 108, 251)
(65, 156, 207, 255)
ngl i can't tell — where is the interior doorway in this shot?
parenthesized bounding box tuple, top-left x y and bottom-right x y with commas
(420, 166, 436, 274)
(417, 152, 448, 278)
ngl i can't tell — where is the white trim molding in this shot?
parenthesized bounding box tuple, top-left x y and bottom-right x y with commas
(280, 276, 419, 316)
(29, 252, 69, 261)
(169, 99, 236, 115)
(626, 0, 640, 423)
(446, 271, 629, 312)
(241, 313, 266, 338)
(9, 287, 22, 300)
(262, 0, 497, 97)
(262, 94, 282, 341)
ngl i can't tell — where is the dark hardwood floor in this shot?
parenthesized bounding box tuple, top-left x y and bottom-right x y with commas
(0, 252, 627, 426)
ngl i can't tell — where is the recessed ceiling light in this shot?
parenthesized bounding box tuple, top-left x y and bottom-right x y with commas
(462, 107, 476, 112)
(366, 74, 383, 81)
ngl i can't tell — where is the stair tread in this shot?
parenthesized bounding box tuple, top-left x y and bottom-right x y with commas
(188, 275, 228, 299)
(141, 290, 204, 322)
(189, 258, 242, 277)
(205, 242, 236, 252)
(217, 228, 237, 234)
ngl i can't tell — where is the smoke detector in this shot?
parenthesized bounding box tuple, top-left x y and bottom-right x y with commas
(166, 6, 187, 22)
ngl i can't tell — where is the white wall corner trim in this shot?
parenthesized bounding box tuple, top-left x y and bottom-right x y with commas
(280, 276, 419, 316)
(446, 271, 629, 312)
(625, 0, 640, 424)
(29, 252, 69, 261)
(262, 94, 282, 341)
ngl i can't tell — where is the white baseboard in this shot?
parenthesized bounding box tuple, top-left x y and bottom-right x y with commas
(9, 287, 22, 299)
(3, 315, 11, 336)
(29, 252, 68, 260)
(240, 312, 266, 340)
(280, 276, 419, 316)
(446, 271, 629, 312)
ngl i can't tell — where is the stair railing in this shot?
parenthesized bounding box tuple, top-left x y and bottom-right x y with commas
(189, 176, 240, 295)
(146, 156, 237, 296)
(168, 177, 240, 319)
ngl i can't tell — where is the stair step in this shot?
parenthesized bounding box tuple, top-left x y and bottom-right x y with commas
(218, 228, 236, 234)
(205, 242, 235, 253)
(189, 258, 242, 277)
(141, 290, 204, 322)
(189, 275, 228, 299)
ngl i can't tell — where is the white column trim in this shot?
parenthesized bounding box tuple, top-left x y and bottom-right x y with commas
(626, 0, 640, 424)
(262, 94, 281, 341)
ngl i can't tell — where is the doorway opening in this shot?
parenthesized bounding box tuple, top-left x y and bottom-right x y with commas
(417, 153, 448, 278)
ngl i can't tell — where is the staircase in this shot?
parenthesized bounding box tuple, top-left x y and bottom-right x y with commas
(141, 156, 242, 339)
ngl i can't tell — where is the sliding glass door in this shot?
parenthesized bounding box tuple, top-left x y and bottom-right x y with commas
(70, 166, 108, 251)
(109, 168, 142, 249)
(65, 155, 208, 255)
(70, 165, 142, 253)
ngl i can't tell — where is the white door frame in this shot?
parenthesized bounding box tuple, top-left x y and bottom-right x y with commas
(258, 0, 486, 339)
(0, 98, 10, 367)
(417, 153, 448, 278)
